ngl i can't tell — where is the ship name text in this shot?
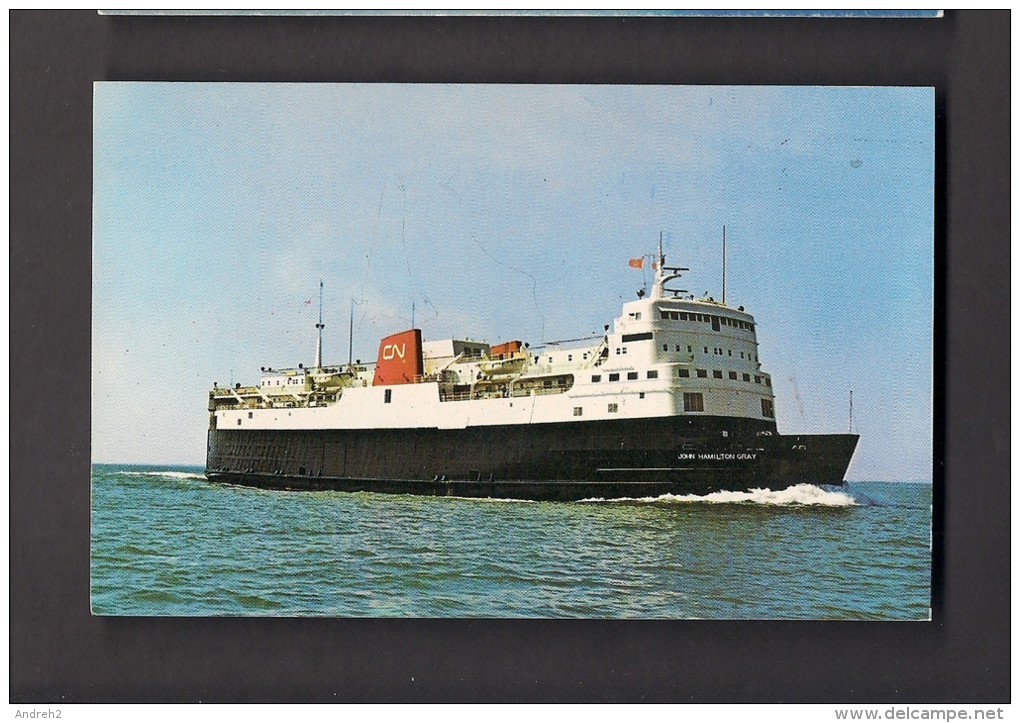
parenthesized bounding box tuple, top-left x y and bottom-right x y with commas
(677, 452, 758, 461)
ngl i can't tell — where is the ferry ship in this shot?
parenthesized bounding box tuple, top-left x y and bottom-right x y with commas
(206, 244, 858, 500)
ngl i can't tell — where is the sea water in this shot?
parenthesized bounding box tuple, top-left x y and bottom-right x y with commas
(90, 464, 931, 619)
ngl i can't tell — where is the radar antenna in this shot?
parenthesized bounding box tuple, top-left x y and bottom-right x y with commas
(651, 232, 689, 300)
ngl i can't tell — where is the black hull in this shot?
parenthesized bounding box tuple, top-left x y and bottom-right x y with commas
(205, 416, 858, 501)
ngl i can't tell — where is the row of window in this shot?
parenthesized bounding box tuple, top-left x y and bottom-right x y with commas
(677, 368, 770, 386)
(657, 342, 758, 362)
(591, 370, 660, 383)
(659, 310, 755, 331)
(591, 368, 770, 386)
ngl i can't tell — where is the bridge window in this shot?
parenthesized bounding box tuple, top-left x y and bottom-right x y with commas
(647, 370, 659, 379)
(729, 371, 738, 380)
(755, 376, 762, 384)
(384, 389, 392, 403)
(743, 373, 751, 382)
(627, 372, 638, 380)
(591, 374, 601, 383)
(663, 344, 668, 351)
(608, 403, 618, 413)
(678, 369, 690, 378)
(696, 369, 707, 378)
(573, 407, 583, 417)
(684, 392, 705, 412)
(761, 398, 774, 418)
(713, 370, 723, 379)
(609, 373, 620, 382)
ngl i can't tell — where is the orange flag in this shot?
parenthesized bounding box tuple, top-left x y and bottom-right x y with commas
(628, 257, 644, 269)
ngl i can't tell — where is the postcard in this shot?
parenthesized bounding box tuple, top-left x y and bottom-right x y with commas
(92, 84, 933, 619)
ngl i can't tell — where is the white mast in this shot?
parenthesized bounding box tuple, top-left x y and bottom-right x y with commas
(651, 232, 687, 300)
(722, 225, 727, 305)
(314, 280, 324, 371)
(651, 232, 666, 300)
(348, 298, 354, 367)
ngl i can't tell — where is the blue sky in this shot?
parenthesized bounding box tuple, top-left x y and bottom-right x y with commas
(93, 84, 933, 480)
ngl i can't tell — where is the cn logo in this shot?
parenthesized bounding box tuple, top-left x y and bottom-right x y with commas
(382, 343, 406, 360)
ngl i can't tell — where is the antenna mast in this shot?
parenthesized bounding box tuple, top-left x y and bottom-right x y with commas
(348, 299, 354, 367)
(722, 225, 727, 305)
(849, 390, 854, 433)
(314, 279, 324, 371)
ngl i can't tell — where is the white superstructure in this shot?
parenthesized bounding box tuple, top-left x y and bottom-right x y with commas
(209, 245, 776, 432)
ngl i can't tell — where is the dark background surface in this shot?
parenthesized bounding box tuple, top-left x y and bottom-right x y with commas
(10, 10, 1009, 703)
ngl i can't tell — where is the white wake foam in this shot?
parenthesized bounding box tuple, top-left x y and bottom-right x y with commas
(121, 470, 208, 481)
(580, 483, 857, 507)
